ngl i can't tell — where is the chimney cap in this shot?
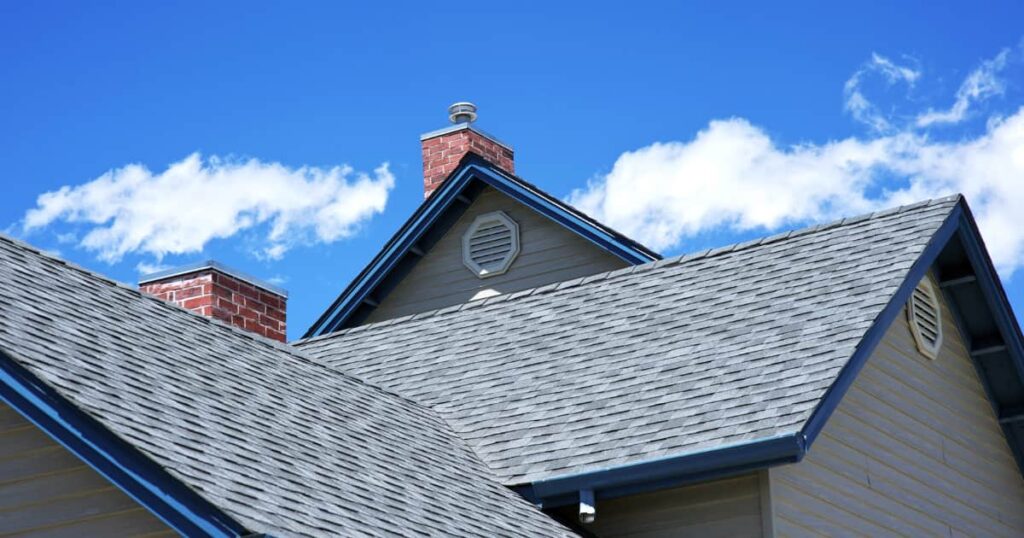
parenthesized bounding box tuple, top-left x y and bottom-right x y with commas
(448, 102, 477, 124)
(138, 259, 288, 298)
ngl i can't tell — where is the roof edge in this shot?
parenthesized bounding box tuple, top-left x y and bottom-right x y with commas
(0, 348, 249, 538)
(515, 433, 805, 508)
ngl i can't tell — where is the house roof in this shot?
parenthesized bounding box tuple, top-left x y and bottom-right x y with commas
(0, 236, 573, 536)
(304, 154, 661, 337)
(298, 195, 1008, 503)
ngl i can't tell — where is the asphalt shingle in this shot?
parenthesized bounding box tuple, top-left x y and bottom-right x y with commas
(298, 196, 960, 486)
(0, 236, 573, 537)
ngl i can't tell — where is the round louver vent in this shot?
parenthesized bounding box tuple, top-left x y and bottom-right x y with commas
(908, 278, 943, 359)
(462, 211, 520, 278)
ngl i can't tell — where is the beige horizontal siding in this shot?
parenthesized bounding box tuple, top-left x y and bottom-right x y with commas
(566, 474, 765, 537)
(771, 276, 1024, 536)
(365, 186, 628, 323)
(0, 401, 172, 536)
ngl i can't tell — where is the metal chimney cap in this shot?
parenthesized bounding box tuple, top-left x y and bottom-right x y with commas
(448, 102, 478, 124)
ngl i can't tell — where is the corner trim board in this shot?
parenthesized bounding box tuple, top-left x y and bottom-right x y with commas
(0, 350, 247, 538)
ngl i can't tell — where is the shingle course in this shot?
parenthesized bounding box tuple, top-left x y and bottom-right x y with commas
(298, 196, 960, 485)
(0, 235, 572, 537)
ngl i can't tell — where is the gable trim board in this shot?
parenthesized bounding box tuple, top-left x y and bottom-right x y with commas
(513, 197, 1024, 510)
(0, 348, 247, 538)
(305, 154, 660, 337)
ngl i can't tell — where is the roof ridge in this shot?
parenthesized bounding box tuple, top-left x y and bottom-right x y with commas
(297, 194, 962, 345)
(0, 233, 436, 414)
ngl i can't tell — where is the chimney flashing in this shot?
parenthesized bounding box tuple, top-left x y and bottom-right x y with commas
(139, 260, 288, 298)
(419, 123, 513, 152)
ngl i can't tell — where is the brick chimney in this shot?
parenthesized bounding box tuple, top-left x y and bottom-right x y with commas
(139, 261, 287, 342)
(421, 102, 514, 198)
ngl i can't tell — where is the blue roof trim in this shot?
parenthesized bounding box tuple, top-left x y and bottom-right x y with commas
(0, 349, 248, 538)
(516, 433, 805, 508)
(305, 156, 659, 337)
(799, 203, 963, 447)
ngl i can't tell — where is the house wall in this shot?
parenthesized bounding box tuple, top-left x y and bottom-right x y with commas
(0, 401, 174, 536)
(557, 473, 768, 538)
(365, 186, 629, 323)
(771, 279, 1024, 536)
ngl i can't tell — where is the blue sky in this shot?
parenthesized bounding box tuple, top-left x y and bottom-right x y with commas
(3, 1, 1024, 339)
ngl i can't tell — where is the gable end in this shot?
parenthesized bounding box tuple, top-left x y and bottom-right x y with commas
(800, 198, 1024, 479)
(305, 155, 659, 336)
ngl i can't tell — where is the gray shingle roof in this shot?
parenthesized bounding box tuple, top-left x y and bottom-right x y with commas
(0, 236, 573, 536)
(298, 196, 961, 485)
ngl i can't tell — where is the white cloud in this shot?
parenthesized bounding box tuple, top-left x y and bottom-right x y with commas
(24, 153, 395, 263)
(136, 261, 170, 275)
(572, 46, 1024, 277)
(843, 53, 920, 132)
(916, 48, 1011, 127)
(570, 107, 1024, 276)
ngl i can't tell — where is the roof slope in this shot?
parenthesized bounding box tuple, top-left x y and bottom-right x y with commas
(0, 236, 572, 537)
(298, 196, 960, 486)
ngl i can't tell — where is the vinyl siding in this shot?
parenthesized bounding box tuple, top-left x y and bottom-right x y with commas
(0, 401, 173, 537)
(565, 473, 767, 538)
(771, 277, 1024, 537)
(365, 186, 628, 323)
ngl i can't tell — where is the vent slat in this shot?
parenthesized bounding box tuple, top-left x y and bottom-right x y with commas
(469, 233, 513, 250)
(915, 310, 939, 327)
(470, 243, 513, 258)
(474, 222, 508, 234)
(472, 225, 512, 237)
(475, 253, 513, 266)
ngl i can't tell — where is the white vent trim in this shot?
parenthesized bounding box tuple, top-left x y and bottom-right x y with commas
(462, 211, 520, 278)
(908, 277, 943, 360)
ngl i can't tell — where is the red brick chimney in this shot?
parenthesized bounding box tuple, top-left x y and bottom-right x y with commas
(139, 261, 287, 342)
(421, 102, 514, 198)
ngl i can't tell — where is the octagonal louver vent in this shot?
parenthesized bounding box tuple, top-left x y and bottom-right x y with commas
(908, 278, 943, 360)
(462, 211, 520, 278)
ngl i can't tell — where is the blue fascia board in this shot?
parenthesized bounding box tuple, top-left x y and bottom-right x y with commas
(0, 350, 247, 538)
(305, 158, 659, 337)
(517, 433, 805, 508)
(799, 203, 963, 447)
